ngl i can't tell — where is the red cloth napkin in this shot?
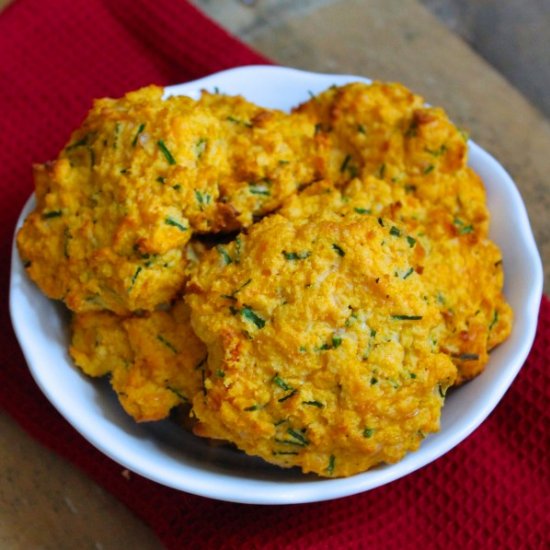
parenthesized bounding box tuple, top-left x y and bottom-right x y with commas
(0, 0, 548, 548)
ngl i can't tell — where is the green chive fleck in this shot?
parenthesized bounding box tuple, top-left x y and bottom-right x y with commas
(278, 389, 298, 402)
(453, 218, 474, 235)
(406, 235, 417, 248)
(157, 140, 176, 165)
(273, 374, 293, 391)
(340, 154, 352, 173)
(332, 243, 345, 257)
(128, 266, 142, 292)
(241, 306, 265, 329)
(131, 123, 146, 147)
(391, 314, 423, 321)
(42, 210, 62, 219)
(287, 428, 309, 446)
(389, 226, 401, 237)
(282, 250, 311, 261)
(303, 400, 324, 408)
(196, 138, 207, 158)
(216, 245, 233, 265)
(157, 334, 178, 354)
(354, 207, 371, 214)
(165, 217, 187, 232)
(363, 428, 375, 438)
(454, 353, 480, 361)
(423, 164, 434, 175)
(326, 455, 335, 475)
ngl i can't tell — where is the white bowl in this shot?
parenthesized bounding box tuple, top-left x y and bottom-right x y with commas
(9, 66, 543, 505)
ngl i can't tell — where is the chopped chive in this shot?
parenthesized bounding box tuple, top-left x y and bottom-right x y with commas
(278, 389, 297, 402)
(196, 138, 207, 158)
(403, 267, 414, 279)
(131, 123, 146, 147)
(423, 164, 434, 175)
(113, 123, 121, 149)
(128, 266, 142, 292)
(406, 235, 417, 248)
(166, 386, 187, 402)
(391, 314, 423, 321)
(425, 144, 447, 157)
(65, 136, 89, 150)
(453, 353, 480, 361)
(156, 176, 166, 184)
(340, 154, 351, 173)
(273, 374, 293, 391)
(354, 207, 371, 214)
(358, 124, 366, 134)
(303, 400, 324, 408)
(165, 216, 187, 231)
(326, 455, 335, 475)
(453, 218, 474, 235)
(370, 377, 378, 385)
(377, 217, 384, 227)
(241, 306, 265, 329)
(157, 140, 176, 165)
(249, 186, 271, 196)
(404, 184, 417, 194)
(438, 385, 447, 398)
(331, 336, 343, 348)
(157, 334, 178, 354)
(216, 245, 232, 265)
(332, 243, 345, 257)
(363, 428, 375, 438)
(389, 226, 401, 237)
(234, 236, 243, 263)
(42, 210, 62, 219)
(244, 404, 260, 411)
(216, 369, 225, 378)
(377, 163, 386, 178)
(489, 310, 499, 330)
(287, 428, 309, 446)
(195, 189, 211, 207)
(282, 250, 311, 261)
(226, 115, 252, 128)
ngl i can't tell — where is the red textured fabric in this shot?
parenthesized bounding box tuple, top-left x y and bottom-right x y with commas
(0, 0, 548, 548)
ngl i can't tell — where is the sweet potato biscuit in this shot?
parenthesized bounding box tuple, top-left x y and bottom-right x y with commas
(17, 86, 320, 314)
(186, 213, 457, 477)
(280, 177, 512, 382)
(70, 300, 206, 422)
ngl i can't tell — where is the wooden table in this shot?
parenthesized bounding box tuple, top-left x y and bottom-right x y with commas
(1, 0, 548, 547)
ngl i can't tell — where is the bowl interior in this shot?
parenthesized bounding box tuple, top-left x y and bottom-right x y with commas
(9, 66, 543, 504)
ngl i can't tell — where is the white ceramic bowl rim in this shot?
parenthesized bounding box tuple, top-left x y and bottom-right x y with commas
(9, 66, 543, 505)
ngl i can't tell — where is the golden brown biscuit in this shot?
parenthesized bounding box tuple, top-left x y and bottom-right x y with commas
(186, 213, 456, 477)
(70, 300, 206, 422)
(17, 86, 320, 314)
(280, 177, 512, 382)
